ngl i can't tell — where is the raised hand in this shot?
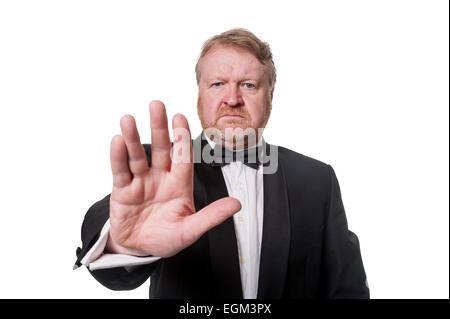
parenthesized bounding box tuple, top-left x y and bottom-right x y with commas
(106, 101, 241, 258)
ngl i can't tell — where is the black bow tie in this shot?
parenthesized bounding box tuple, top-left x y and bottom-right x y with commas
(210, 145, 261, 169)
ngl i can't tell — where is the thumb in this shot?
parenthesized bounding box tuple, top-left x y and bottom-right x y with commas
(181, 197, 241, 245)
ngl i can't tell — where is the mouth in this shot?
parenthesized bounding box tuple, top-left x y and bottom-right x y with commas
(219, 114, 246, 120)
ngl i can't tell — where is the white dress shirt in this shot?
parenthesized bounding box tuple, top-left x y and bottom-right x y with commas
(81, 136, 265, 299)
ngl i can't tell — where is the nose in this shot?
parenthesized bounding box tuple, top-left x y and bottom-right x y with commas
(224, 84, 243, 107)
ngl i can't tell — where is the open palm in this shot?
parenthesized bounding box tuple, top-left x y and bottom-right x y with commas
(107, 101, 241, 258)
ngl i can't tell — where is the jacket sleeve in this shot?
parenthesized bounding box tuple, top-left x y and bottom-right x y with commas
(322, 165, 370, 298)
(74, 194, 158, 291)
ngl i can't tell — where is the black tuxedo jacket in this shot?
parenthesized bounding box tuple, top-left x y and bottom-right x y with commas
(75, 135, 369, 299)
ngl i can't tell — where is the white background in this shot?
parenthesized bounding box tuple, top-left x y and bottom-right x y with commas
(0, 0, 448, 299)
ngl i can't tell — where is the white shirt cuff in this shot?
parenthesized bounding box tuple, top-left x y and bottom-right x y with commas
(80, 219, 161, 271)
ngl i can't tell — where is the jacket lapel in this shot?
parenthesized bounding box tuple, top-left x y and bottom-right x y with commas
(257, 145, 291, 298)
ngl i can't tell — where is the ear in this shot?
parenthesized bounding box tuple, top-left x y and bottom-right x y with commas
(270, 86, 275, 100)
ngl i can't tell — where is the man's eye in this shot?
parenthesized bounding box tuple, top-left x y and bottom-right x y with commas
(243, 83, 255, 89)
(212, 82, 223, 87)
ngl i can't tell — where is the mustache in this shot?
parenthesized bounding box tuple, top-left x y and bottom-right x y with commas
(215, 106, 249, 120)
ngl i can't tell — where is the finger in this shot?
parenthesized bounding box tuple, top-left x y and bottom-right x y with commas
(110, 135, 132, 187)
(181, 197, 241, 245)
(120, 115, 149, 176)
(150, 100, 171, 170)
(171, 113, 193, 180)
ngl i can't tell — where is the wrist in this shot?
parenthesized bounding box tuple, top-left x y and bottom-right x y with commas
(105, 231, 150, 257)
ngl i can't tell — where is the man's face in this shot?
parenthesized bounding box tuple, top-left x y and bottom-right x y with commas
(197, 45, 274, 148)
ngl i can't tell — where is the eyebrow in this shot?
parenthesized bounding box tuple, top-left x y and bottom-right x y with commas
(208, 75, 260, 82)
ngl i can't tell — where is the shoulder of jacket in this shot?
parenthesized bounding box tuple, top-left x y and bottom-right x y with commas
(277, 145, 329, 169)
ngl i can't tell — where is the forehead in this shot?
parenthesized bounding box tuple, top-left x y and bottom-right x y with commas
(200, 45, 266, 80)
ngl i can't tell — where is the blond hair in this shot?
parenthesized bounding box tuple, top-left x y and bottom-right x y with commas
(195, 28, 276, 88)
